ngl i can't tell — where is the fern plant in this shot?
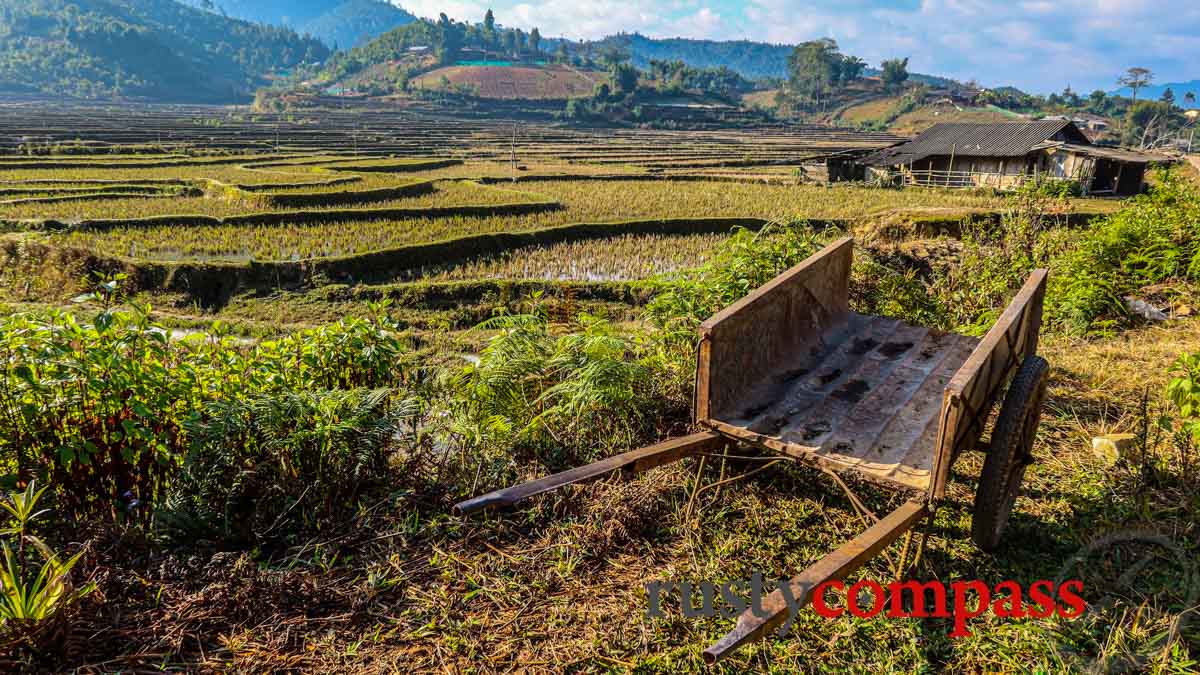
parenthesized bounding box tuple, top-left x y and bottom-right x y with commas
(173, 387, 419, 544)
(447, 309, 661, 489)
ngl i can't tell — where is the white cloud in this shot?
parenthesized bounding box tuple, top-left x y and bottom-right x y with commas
(396, 0, 489, 23)
(666, 8, 726, 40)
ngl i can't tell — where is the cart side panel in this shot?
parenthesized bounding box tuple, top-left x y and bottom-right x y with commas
(696, 236, 853, 423)
(929, 269, 1047, 499)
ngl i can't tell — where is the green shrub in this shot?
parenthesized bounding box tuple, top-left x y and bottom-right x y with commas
(0, 482, 94, 654)
(934, 180, 1071, 333)
(446, 310, 660, 475)
(0, 294, 411, 525)
(851, 258, 952, 330)
(645, 222, 830, 347)
(1168, 352, 1200, 443)
(1046, 170, 1200, 333)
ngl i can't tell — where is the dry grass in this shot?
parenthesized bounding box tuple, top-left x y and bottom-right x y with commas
(889, 107, 1021, 135)
(48, 318, 1195, 673)
(837, 96, 903, 125)
(416, 232, 729, 282)
(413, 65, 604, 99)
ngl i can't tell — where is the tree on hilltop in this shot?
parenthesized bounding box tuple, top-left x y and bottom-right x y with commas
(881, 57, 909, 91)
(1118, 67, 1153, 103)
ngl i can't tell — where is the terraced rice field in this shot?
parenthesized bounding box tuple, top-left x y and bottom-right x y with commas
(0, 102, 1117, 293)
(414, 232, 731, 281)
(46, 179, 1027, 262)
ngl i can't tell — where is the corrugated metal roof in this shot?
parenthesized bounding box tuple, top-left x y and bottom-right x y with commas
(1034, 142, 1166, 164)
(863, 121, 1089, 166)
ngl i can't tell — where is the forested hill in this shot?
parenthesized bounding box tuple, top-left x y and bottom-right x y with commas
(591, 34, 792, 80)
(300, 0, 416, 49)
(0, 0, 328, 102)
(582, 33, 959, 88)
(180, 0, 417, 49)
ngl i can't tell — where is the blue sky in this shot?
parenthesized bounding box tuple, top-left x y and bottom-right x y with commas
(394, 0, 1199, 93)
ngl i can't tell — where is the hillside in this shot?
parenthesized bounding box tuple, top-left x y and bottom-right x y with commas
(413, 65, 602, 100)
(181, 0, 416, 49)
(582, 33, 961, 88)
(301, 0, 415, 49)
(0, 0, 328, 102)
(591, 34, 792, 80)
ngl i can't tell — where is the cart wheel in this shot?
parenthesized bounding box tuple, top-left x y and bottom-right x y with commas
(972, 355, 1049, 552)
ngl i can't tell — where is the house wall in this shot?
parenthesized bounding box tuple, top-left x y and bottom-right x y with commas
(902, 154, 1033, 188)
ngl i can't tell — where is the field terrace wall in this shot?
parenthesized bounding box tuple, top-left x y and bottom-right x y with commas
(7, 205, 1111, 310)
(204, 178, 439, 208)
(0, 101, 903, 166)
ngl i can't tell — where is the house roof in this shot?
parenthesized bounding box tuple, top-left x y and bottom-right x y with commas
(863, 120, 1090, 166)
(1033, 142, 1166, 164)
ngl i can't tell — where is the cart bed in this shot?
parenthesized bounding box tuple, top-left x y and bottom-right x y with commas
(705, 312, 978, 491)
(696, 237, 1044, 497)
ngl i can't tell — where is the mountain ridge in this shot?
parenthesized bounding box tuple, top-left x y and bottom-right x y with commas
(181, 0, 416, 49)
(0, 0, 328, 102)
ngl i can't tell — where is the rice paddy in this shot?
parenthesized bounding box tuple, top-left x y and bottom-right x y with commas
(0, 104, 1121, 286)
(414, 232, 731, 281)
(42, 172, 1118, 263)
(5, 101, 1195, 675)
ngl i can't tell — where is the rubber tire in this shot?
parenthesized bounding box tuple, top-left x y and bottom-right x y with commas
(972, 355, 1049, 552)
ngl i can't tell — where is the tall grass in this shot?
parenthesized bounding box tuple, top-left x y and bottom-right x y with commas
(444, 309, 668, 478)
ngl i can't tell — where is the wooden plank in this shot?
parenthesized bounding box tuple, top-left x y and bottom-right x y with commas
(707, 417, 928, 491)
(816, 329, 964, 473)
(452, 432, 725, 515)
(703, 498, 929, 664)
(726, 315, 900, 431)
(929, 270, 1047, 499)
(697, 237, 853, 423)
(704, 321, 976, 493)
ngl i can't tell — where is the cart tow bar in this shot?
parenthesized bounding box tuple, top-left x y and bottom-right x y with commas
(453, 432, 725, 515)
(703, 497, 929, 664)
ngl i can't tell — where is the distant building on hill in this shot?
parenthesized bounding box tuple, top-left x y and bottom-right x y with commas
(1040, 113, 1109, 134)
(859, 120, 1164, 195)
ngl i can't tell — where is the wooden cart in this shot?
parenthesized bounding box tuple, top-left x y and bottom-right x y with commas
(455, 237, 1050, 663)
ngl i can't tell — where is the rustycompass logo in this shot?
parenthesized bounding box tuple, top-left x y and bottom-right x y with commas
(645, 573, 1086, 638)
